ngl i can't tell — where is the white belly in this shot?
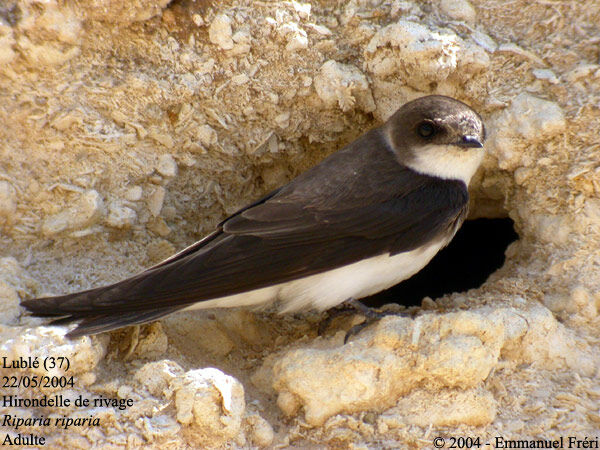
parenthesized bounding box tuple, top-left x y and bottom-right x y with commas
(184, 238, 447, 314)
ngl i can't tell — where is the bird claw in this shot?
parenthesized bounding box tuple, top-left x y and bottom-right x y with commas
(318, 298, 410, 343)
(343, 307, 411, 344)
(317, 298, 363, 335)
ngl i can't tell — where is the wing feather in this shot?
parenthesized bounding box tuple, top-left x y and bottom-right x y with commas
(22, 128, 468, 319)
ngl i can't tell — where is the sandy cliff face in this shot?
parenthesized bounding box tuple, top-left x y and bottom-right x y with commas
(1, 0, 599, 447)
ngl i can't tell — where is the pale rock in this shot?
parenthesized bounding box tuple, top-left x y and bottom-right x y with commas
(166, 36, 180, 52)
(260, 165, 287, 190)
(458, 40, 490, 74)
(499, 303, 596, 376)
(268, 303, 596, 426)
(147, 186, 166, 217)
(164, 313, 236, 357)
(274, 112, 290, 128)
(283, 25, 308, 52)
(486, 93, 566, 170)
(369, 82, 421, 122)
(532, 68, 560, 84)
(249, 132, 279, 158)
(231, 73, 250, 85)
(117, 384, 133, 399)
(390, 0, 422, 18)
(147, 217, 172, 237)
(36, 7, 82, 44)
(272, 311, 503, 426)
(148, 128, 174, 149)
(532, 214, 571, 246)
(543, 292, 574, 314)
(192, 14, 204, 27)
(510, 93, 566, 139)
(214, 310, 272, 347)
(131, 322, 170, 359)
(497, 43, 545, 66)
(513, 167, 531, 185)
(18, 36, 80, 67)
(78, 372, 97, 387)
(0, 280, 20, 324)
(314, 60, 375, 112)
(0, 33, 16, 65)
(161, 205, 177, 220)
(230, 30, 252, 55)
(142, 414, 181, 441)
(51, 110, 84, 131)
(380, 387, 496, 427)
(156, 154, 178, 178)
(0, 181, 17, 217)
(564, 64, 600, 83)
(134, 360, 184, 396)
(245, 413, 275, 447)
(2, 0, 598, 445)
(124, 185, 143, 201)
(145, 239, 174, 262)
(0, 326, 109, 377)
(197, 124, 218, 147)
(106, 202, 137, 228)
(169, 368, 245, 444)
(69, 226, 102, 238)
(306, 23, 332, 36)
(42, 190, 105, 236)
(440, 0, 476, 24)
(364, 20, 461, 90)
(470, 30, 497, 52)
(81, 0, 171, 24)
(292, 1, 311, 19)
(570, 287, 597, 319)
(196, 58, 215, 76)
(339, 2, 358, 26)
(209, 14, 234, 50)
(0, 258, 36, 324)
(285, 32, 308, 53)
(583, 199, 600, 233)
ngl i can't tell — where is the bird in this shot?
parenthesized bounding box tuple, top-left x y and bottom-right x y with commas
(21, 95, 486, 338)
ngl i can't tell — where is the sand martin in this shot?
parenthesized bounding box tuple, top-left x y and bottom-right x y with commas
(22, 95, 486, 337)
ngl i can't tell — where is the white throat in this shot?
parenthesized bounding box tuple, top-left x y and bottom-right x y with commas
(403, 143, 484, 185)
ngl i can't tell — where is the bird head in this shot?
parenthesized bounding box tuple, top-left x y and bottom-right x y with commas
(385, 95, 486, 184)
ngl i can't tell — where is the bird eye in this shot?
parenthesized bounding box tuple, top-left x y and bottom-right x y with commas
(417, 121, 436, 138)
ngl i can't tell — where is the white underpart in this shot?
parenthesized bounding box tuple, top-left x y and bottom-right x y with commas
(183, 141, 482, 314)
(183, 237, 448, 314)
(403, 143, 485, 185)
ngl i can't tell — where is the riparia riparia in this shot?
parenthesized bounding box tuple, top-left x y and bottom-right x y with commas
(22, 95, 486, 337)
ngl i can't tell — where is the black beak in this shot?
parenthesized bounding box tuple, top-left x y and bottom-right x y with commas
(458, 135, 483, 148)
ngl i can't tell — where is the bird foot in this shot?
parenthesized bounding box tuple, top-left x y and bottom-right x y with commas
(318, 298, 410, 343)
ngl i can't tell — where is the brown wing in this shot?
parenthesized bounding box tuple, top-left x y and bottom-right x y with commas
(22, 128, 468, 335)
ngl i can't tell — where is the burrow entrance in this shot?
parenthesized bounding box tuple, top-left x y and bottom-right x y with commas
(363, 218, 519, 308)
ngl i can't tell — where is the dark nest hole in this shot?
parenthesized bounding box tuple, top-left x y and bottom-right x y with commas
(362, 218, 519, 308)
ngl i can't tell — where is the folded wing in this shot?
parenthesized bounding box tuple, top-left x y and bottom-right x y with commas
(22, 129, 468, 335)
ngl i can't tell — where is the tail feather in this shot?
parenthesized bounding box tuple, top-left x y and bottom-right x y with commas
(21, 290, 184, 337)
(61, 307, 184, 337)
(21, 285, 116, 316)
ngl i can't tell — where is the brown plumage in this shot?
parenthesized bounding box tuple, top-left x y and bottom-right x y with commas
(22, 95, 485, 337)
